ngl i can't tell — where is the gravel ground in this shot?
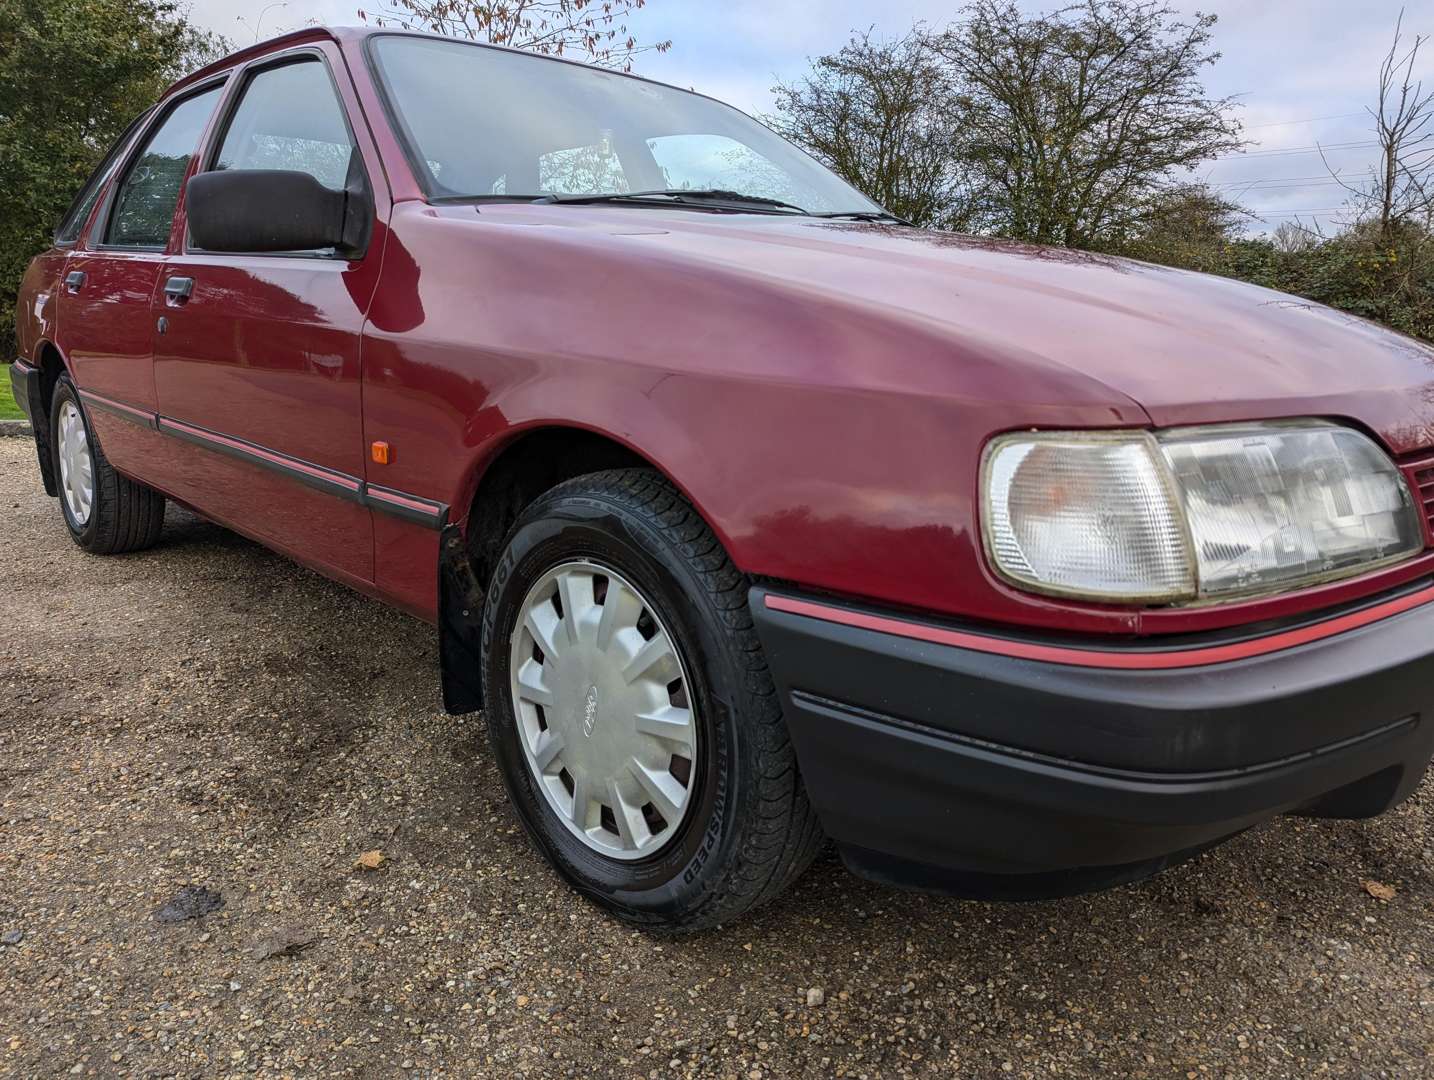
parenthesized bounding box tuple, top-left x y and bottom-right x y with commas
(2, 434, 1433, 1079)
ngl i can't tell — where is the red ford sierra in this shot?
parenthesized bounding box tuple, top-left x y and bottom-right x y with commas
(12, 26, 1434, 930)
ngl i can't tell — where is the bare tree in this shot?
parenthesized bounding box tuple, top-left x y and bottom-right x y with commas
(769, 30, 980, 229)
(357, 0, 670, 71)
(1325, 11, 1433, 238)
(935, 0, 1244, 246)
(1270, 219, 1320, 253)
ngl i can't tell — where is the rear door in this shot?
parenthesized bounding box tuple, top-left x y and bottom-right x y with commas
(150, 46, 384, 584)
(58, 84, 226, 476)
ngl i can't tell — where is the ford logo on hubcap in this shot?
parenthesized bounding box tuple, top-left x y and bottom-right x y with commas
(582, 684, 600, 737)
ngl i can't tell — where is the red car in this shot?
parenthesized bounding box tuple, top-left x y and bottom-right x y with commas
(12, 26, 1434, 930)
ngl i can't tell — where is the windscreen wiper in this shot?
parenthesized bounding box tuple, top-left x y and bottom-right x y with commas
(809, 210, 915, 226)
(534, 189, 811, 214)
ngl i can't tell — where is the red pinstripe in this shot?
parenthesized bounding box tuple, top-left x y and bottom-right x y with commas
(763, 586, 1434, 671)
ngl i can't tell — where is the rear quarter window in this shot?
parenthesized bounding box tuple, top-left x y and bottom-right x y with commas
(54, 111, 151, 244)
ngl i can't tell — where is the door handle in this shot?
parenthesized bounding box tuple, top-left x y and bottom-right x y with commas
(63, 270, 86, 294)
(163, 276, 194, 305)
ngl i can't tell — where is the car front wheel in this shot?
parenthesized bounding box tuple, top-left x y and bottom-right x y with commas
(480, 468, 823, 931)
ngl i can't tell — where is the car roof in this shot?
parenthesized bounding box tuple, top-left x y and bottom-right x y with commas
(166, 25, 353, 95)
(164, 25, 721, 109)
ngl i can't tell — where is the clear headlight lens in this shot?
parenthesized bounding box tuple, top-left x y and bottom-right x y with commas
(983, 421, 1423, 604)
(1160, 423, 1423, 597)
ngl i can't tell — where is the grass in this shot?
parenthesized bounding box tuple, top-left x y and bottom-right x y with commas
(0, 367, 26, 421)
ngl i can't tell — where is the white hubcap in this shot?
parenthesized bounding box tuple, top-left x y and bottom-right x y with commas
(57, 400, 94, 526)
(510, 561, 699, 860)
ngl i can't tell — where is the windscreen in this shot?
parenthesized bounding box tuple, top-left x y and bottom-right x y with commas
(369, 35, 882, 215)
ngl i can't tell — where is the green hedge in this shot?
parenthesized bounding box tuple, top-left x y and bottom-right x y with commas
(1118, 223, 1434, 346)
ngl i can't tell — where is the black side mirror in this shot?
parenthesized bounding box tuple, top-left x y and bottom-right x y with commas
(185, 168, 372, 256)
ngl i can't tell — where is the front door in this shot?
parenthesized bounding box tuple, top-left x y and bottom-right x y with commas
(150, 50, 383, 585)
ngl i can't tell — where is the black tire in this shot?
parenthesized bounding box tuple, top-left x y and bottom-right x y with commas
(49, 376, 165, 554)
(480, 468, 824, 931)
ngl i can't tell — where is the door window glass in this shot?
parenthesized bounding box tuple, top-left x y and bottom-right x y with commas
(213, 60, 355, 190)
(106, 86, 222, 248)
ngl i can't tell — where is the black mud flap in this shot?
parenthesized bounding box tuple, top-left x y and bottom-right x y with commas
(35, 428, 57, 497)
(438, 524, 486, 715)
(13, 362, 56, 496)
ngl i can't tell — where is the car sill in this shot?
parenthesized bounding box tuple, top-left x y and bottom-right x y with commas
(75, 388, 448, 530)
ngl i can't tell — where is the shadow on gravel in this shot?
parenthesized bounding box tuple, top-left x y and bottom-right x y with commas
(118, 510, 1434, 939)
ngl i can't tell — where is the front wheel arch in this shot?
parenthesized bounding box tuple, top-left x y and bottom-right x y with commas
(438, 424, 731, 715)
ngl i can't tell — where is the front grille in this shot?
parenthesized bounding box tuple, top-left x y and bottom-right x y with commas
(1397, 451, 1434, 543)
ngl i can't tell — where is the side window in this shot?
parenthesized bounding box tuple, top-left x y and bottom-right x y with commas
(213, 60, 355, 190)
(55, 110, 150, 244)
(106, 87, 223, 248)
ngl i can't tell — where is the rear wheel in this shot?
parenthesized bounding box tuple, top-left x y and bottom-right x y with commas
(50, 377, 165, 554)
(480, 468, 823, 931)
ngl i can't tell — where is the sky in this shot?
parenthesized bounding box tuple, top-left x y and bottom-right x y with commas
(184, 0, 1431, 233)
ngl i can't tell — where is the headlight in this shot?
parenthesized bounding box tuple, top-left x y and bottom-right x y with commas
(982, 421, 1423, 604)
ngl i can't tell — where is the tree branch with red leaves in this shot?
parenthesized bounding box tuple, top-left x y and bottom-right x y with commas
(358, 0, 670, 71)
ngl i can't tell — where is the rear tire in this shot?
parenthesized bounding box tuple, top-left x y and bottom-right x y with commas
(480, 468, 823, 931)
(50, 376, 165, 554)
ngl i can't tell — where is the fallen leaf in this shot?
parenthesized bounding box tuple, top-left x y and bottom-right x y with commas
(250, 926, 318, 962)
(1362, 879, 1396, 901)
(355, 850, 385, 871)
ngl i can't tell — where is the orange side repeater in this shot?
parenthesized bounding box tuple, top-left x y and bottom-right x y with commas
(371, 441, 391, 465)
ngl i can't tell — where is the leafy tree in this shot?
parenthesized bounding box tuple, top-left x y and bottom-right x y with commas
(769, 31, 978, 229)
(0, 0, 225, 355)
(935, 0, 1244, 245)
(358, 0, 670, 71)
(771, 2, 1242, 245)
